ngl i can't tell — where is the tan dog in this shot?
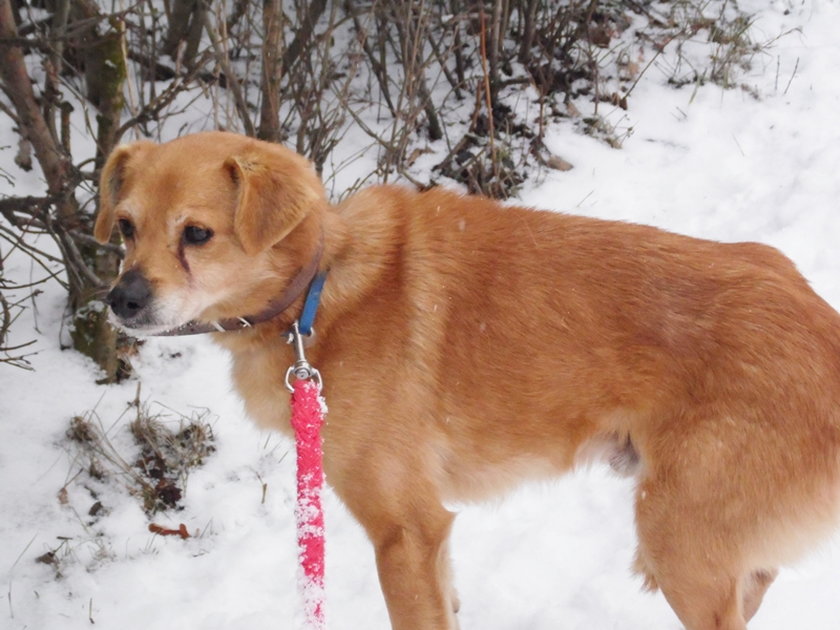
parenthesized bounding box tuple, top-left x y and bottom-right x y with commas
(94, 131, 840, 630)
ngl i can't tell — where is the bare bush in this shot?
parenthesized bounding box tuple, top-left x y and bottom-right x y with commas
(0, 0, 767, 376)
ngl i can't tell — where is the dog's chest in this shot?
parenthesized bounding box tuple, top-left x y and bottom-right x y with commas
(228, 342, 293, 433)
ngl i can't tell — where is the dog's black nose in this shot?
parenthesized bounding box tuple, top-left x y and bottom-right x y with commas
(107, 269, 152, 319)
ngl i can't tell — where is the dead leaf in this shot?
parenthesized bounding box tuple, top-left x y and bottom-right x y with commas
(547, 155, 574, 171)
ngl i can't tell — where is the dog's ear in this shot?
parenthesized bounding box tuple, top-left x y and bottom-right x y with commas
(94, 141, 153, 243)
(225, 151, 324, 255)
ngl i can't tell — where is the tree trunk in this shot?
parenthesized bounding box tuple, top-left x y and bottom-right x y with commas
(87, 19, 128, 166)
(164, 0, 203, 66)
(258, 0, 284, 142)
(518, 0, 539, 64)
(76, 16, 128, 382)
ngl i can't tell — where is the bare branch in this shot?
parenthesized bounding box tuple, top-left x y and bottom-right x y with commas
(0, 0, 74, 210)
(200, 3, 255, 136)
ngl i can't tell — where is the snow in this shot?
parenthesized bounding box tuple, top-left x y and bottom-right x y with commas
(3, 1, 840, 628)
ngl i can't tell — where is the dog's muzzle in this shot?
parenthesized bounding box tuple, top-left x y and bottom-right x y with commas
(106, 269, 152, 321)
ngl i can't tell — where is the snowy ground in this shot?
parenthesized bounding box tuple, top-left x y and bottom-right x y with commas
(3, 1, 840, 629)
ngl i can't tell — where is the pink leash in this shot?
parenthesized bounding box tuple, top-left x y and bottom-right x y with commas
(290, 378, 326, 628)
(287, 321, 327, 629)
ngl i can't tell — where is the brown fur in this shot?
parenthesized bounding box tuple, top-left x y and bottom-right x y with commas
(96, 131, 840, 630)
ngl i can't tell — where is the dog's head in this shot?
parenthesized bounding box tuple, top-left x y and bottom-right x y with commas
(94, 131, 327, 334)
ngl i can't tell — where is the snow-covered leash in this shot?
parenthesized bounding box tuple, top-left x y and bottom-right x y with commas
(285, 272, 328, 630)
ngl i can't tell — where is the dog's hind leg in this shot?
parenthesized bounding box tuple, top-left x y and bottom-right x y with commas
(634, 477, 754, 630)
(636, 538, 749, 628)
(633, 540, 775, 628)
(645, 567, 775, 630)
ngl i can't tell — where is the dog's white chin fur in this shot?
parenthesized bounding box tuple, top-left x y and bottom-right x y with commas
(107, 312, 188, 337)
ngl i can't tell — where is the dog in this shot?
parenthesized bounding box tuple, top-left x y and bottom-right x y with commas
(94, 131, 840, 630)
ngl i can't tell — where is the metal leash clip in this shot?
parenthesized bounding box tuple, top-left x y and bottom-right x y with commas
(285, 320, 322, 392)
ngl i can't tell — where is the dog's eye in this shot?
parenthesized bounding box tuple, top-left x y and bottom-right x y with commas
(183, 225, 213, 245)
(118, 218, 135, 239)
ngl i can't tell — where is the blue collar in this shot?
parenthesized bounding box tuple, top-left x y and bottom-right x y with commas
(297, 270, 328, 336)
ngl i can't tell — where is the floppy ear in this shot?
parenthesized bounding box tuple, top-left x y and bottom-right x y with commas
(225, 151, 325, 255)
(94, 141, 154, 243)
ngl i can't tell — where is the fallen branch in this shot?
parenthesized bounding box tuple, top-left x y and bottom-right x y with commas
(148, 523, 192, 539)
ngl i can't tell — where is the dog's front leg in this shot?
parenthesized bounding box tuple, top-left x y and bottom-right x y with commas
(370, 505, 459, 630)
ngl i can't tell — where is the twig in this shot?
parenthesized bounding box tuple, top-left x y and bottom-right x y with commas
(348, 4, 397, 116)
(478, 7, 499, 183)
(783, 56, 799, 95)
(0, 98, 19, 124)
(200, 3, 255, 136)
(623, 32, 677, 100)
(48, 219, 106, 289)
(70, 230, 124, 258)
(7, 533, 38, 618)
